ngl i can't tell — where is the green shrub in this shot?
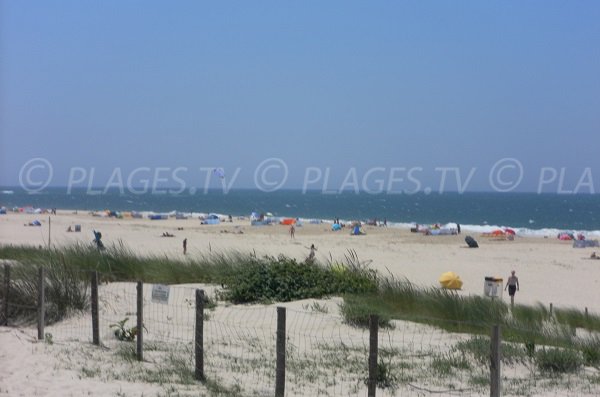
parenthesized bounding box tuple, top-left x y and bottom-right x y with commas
(363, 359, 399, 390)
(578, 338, 600, 367)
(454, 336, 528, 366)
(430, 353, 470, 376)
(338, 297, 392, 328)
(535, 347, 583, 373)
(219, 254, 377, 303)
(110, 318, 139, 341)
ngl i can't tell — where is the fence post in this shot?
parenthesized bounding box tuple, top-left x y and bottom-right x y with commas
(490, 325, 501, 397)
(549, 303, 553, 317)
(368, 314, 379, 397)
(275, 306, 286, 397)
(91, 271, 100, 345)
(37, 267, 45, 340)
(585, 307, 589, 322)
(136, 281, 143, 361)
(195, 289, 205, 381)
(2, 264, 9, 326)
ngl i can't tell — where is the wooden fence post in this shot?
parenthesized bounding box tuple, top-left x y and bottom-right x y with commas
(195, 289, 205, 381)
(490, 325, 501, 397)
(91, 271, 99, 345)
(368, 314, 379, 397)
(549, 303, 553, 316)
(37, 267, 45, 340)
(275, 307, 286, 397)
(2, 264, 9, 326)
(136, 281, 143, 361)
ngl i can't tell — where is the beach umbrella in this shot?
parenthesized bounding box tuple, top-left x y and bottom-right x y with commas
(439, 271, 463, 290)
(504, 228, 516, 235)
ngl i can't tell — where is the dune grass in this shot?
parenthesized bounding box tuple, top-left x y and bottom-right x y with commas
(343, 275, 600, 331)
(3, 242, 600, 334)
(0, 252, 89, 324)
(0, 242, 229, 284)
(340, 276, 600, 370)
(2, 242, 600, 371)
(0, 243, 377, 321)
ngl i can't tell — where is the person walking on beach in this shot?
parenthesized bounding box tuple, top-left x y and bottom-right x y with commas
(505, 270, 519, 306)
(290, 224, 295, 239)
(183, 238, 187, 255)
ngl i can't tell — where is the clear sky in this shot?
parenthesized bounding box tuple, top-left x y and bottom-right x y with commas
(1, 1, 599, 193)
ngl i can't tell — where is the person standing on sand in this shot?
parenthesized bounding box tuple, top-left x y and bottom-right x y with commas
(307, 244, 317, 262)
(505, 270, 519, 306)
(183, 238, 187, 255)
(290, 224, 295, 239)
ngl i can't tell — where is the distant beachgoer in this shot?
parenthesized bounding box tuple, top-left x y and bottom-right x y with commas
(183, 238, 187, 255)
(505, 270, 519, 306)
(307, 244, 317, 262)
(383, 218, 387, 227)
(457, 223, 461, 234)
(591, 252, 599, 259)
(228, 214, 233, 223)
(93, 230, 104, 250)
(290, 225, 295, 239)
(67, 226, 73, 232)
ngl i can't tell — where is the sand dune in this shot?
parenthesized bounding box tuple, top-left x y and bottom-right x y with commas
(1, 211, 600, 396)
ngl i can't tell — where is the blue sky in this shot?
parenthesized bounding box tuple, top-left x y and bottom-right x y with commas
(1, 1, 599, 192)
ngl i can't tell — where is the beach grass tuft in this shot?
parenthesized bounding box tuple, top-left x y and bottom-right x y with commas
(3, 242, 600, 380)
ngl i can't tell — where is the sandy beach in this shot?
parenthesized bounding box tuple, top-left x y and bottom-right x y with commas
(1, 210, 599, 311)
(2, 210, 600, 396)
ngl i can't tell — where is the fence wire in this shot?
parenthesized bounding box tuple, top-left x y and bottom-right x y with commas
(3, 271, 600, 396)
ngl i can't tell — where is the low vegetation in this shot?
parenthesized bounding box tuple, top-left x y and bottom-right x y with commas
(2, 241, 600, 394)
(0, 244, 377, 321)
(0, 253, 89, 325)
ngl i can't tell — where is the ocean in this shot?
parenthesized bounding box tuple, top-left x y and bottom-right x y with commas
(1, 188, 599, 236)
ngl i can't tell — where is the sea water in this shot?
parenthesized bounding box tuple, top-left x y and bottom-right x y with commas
(1, 188, 599, 236)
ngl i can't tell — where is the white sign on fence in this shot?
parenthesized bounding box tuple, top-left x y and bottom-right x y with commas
(151, 284, 170, 304)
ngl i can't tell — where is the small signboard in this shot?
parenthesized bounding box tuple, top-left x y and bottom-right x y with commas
(151, 284, 170, 304)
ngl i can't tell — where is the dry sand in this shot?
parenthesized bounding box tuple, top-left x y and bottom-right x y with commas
(2, 210, 599, 311)
(1, 211, 600, 396)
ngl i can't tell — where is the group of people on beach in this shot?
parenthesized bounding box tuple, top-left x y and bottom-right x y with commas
(91, 220, 524, 305)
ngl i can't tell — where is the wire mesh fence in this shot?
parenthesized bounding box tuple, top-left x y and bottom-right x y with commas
(2, 265, 600, 396)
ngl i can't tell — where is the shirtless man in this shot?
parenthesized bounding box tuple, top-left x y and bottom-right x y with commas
(505, 270, 520, 306)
